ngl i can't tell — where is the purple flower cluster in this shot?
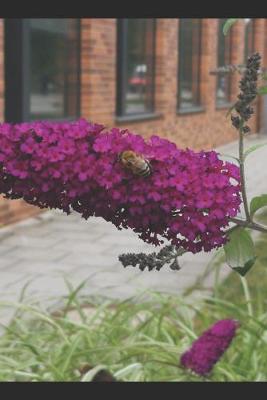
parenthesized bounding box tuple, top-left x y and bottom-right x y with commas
(0, 119, 241, 252)
(180, 319, 240, 376)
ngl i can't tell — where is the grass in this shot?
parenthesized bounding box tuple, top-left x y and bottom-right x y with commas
(0, 214, 267, 381)
(0, 280, 267, 381)
(214, 212, 267, 305)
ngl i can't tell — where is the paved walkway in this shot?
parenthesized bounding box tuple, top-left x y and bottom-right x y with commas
(0, 134, 267, 323)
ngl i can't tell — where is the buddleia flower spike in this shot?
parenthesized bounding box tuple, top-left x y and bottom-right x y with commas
(180, 319, 240, 376)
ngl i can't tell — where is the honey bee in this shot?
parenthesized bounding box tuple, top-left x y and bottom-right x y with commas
(118, 150, 152, 178)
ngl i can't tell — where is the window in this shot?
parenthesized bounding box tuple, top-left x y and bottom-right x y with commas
(5, 19, 80, 122)
(244, 18, 255, 62)
(177, 19, 202, 110)
(116, 19, 156, 117)
(216, 19, 232, 106)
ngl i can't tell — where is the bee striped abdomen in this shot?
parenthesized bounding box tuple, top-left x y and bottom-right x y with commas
(137, 161, 152, 177)
(119, 150, 152, 178)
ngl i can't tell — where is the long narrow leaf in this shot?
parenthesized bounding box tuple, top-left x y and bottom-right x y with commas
(223, 19, 238, 35)
(244, 142, 267, 159)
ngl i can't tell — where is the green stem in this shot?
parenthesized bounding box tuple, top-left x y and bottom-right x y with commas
(239, 125, 251, 222)
(229, 217, 267, 233)
(240, 275, 253, 317)
(213, 262, 221, 299)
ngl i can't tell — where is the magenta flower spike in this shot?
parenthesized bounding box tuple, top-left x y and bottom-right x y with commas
(180, 319, 240, 376)
(0, 119, 241, 253)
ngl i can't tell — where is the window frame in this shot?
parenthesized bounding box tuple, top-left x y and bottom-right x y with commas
(4, 18, 81, 123)
(116, 18, 157, 119)
(177, 18, 203, 112)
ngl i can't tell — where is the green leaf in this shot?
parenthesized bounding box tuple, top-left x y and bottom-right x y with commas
(258, 86, 267, 95)
(219, 153, 240, 163)
(244, 142, 267, 159)
(224, 228, 256, 276)
(223, 19, 238, 35)
(250, 194, 267, 217)
(114, 363, 143, 379)
(232, 257, 257, 277)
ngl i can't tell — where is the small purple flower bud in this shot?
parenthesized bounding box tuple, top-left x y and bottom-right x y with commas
(180, 319, 240, 376)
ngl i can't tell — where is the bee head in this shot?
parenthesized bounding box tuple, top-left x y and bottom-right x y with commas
(118, 150, 138, 164)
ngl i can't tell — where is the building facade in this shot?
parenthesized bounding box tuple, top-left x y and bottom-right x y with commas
(0, 18, 267, 225)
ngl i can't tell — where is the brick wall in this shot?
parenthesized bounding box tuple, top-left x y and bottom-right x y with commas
(0, 18, 266, 226)
(81, 18, 116, 124)
(253, 19, 266, 132)
(81, 18, 266, 150)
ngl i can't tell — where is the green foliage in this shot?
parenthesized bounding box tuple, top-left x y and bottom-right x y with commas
(218, 215, 267, 302)
(250, 195, 267, 217)
(224, 228, 256, 276)
(231, 257, 257, 277)
(257, 86, 267, 95)
(219, 153, 239, 163)
(2, 221, 267, 382)
(0, 293, 198, 382)
(223, 19, 239, 35)
(1, 281, 267, 382)
(244, 143, 267, 159)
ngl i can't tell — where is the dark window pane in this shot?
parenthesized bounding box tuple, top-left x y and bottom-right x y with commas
(244, 18, 254, 62)
(178, 19, 202, 109)
(216, 19, 232, 106)
(29, 19, 80, 120)
(117, 19, 156, 116)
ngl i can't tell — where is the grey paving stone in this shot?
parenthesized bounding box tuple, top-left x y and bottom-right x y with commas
(62, 252, 120, 268)
(0, 256, 23, 270)
(0, 244, 18, 257)
(12, 248, 71, 263)
(0, 271, 31, 290)
(6, 260, 80, 275)
(54, 241, 114, 254)
(52, 231, 105, 243)
(0, 235, 65, 249)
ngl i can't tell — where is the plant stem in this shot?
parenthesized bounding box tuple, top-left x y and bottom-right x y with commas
(229, 217, 267, 233)
(239, 126, 251, 222)
(228, 122, 267, 234)
(240, 275, 253, 317)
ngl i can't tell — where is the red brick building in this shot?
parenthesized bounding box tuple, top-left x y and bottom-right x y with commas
(0, 18, 267, 225)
